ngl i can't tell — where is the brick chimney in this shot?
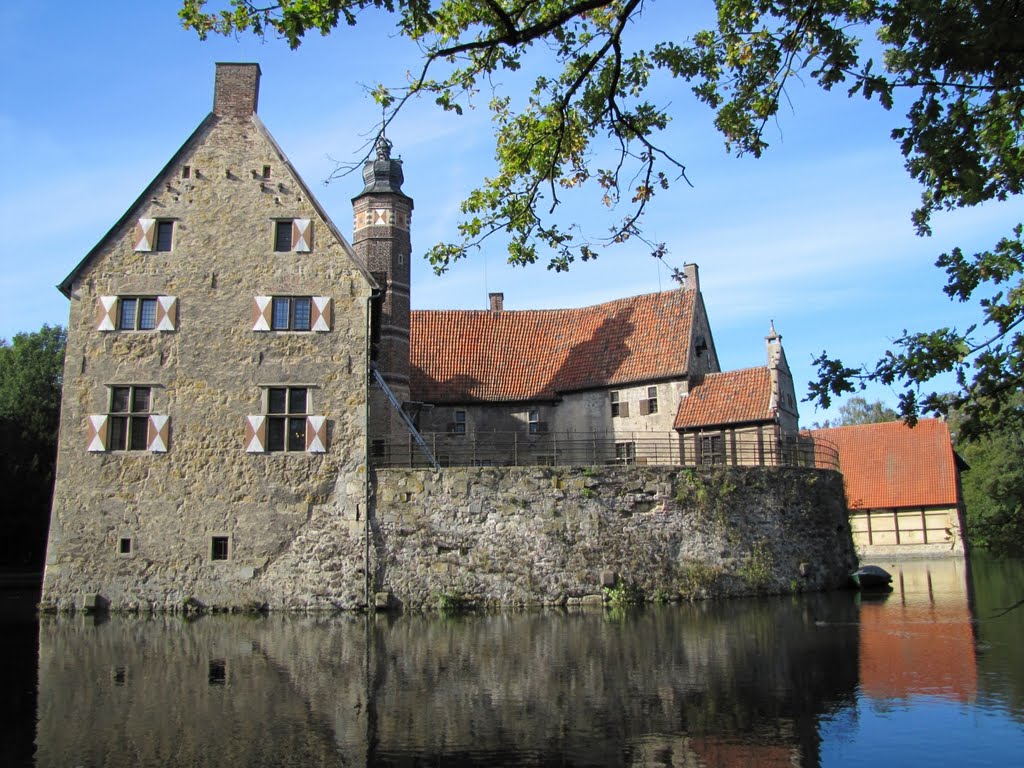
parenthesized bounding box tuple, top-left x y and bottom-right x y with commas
(489, 292, 504, 312)
(681, 263, 699, 292)
(213, 63, 261, 118)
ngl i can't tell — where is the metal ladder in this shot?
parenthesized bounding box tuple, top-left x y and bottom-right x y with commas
(370, 366, 440, 470)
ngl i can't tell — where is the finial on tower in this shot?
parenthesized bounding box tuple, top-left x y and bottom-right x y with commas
(375, 133, 393, 162)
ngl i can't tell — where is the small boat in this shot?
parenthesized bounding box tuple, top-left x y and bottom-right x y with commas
(849, 565, 893, 591)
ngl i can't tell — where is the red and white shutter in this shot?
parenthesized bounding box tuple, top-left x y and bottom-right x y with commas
(305, 416, 327, 453)
(155, 296, 178, 331)
(87, 415, 108, 452)
(311, 297, 332, 332)
(252, 297, 272, 331)
(245, 415, 267, 452)
(292, 219, 312, 252)
(97, 297, 118, 331)
(147, 415, 169, 452)
(135, 218, 156, 251)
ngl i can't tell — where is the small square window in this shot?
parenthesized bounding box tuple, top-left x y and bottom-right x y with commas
(209, 660, 227, 685)
(611, 391, 628, 418)
(182, 166, 191, 179)
(211, 536, 230, 561)
(118, 537, 132, 555)
(155, 221, 174, 252)
(615, 441, 636, 465)
(262, 165, 271, 179)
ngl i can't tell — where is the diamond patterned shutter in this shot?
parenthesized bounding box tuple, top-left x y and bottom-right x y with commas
(292, 219, 312, 252)
(311, 297, 332, 332)
(155, 296, 178, 331)
(306, 416, 327, 453)
(97, 297, 118, 331)
(87, 415, 108, 452)
(245, 415, 267, 452)
(147, 415, 169, 452)
(135, 218, 156, 251)
(252, 297, 272, 331)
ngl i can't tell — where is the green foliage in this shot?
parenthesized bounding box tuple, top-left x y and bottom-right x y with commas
(738, 542, 774, 590)
(678, 561, 722, 600)
(949, 395, 1024, 556)
(0, 325, 66, 570)
(434, 588, 472, 613)
(603, 579, 643, 607)
(182, 1, 1024, 433)
(813, 396, 900, 428)
(581, 487, 595, 499)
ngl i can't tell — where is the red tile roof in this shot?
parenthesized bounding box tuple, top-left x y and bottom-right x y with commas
(409, 289, 695, 402)
(673, 367, 774, 429)
(807, 420, 960, 509)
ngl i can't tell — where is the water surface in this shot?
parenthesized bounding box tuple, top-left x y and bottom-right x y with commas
(5, 555, 1023, 766)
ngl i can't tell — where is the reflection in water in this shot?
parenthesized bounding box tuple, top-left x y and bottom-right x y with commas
(857, 559, 977, 703)
(26, 556, 1024, 767)
(36, 598, 859, 767)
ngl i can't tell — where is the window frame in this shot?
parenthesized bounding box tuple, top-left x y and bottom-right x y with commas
(273, 220, 292, 252)
(210, 536, 230, 561)
(615, 441, 636, 465)
(451, 410, 467, 435)
(270, 296, 313, 332)
(699, 433, 725, 466)
(154, 220, 174, 252)
(265, 387, 309, 452)
(117, 296, 159, 331)
(108, 385, 152, 452)
(610, 391, 628, 418)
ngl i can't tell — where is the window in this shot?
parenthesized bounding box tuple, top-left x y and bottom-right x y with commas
(262, 165, 272, 179)
(700, 434, 725, 466)
(273, 219, 312, 252)
(182, 165, 191, 179)
(155, 221, 174, 252)
(615, 441, 636, 465)
(245, 389, 326, 454)
(274, 221, 292, 252)
(87, 388, 168, 453)
(98, 296, 177, 332)
(134, 218, 175, 252)
(610, 391, 629, 418)
(211, 536, 230, 561)
(267, 387, 308, 452)
(271, 296, 312, 331)
(108, 386, 151, 451)
(118, 297, 158, 330)
(640, 386, 658, 416)
(252, 296, 330, 332)
(528, 409, 542, 434)
(118, 537, 132, 555)
(448, 410, 466, 435)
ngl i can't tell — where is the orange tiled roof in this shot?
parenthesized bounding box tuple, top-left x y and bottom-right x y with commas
(409, 289, 695, 402)
(673, 367, 774, 429)
(807, 420, 960, 509)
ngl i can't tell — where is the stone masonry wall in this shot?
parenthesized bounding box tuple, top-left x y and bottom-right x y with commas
(42, 108, 373, 613)
(372, 465, 857, 608)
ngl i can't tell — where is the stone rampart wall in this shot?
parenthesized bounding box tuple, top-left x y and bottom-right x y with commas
(373, 465, 856, 608)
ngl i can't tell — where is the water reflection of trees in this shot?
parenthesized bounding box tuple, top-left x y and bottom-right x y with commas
(35, 597, 859, 767)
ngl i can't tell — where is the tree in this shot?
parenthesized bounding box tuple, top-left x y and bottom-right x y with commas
(180, 0, 1023, 434)
(813, 396, 898, 428)
(948, 394, 1024, 556)
(0, 325, 66, 570)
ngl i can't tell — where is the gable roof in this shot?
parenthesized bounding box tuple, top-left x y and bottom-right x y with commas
(57, 113, 376, 298)
(673, 366, 774, 429)
(409, 289, 696, 402)
(807, 419, 961, 509)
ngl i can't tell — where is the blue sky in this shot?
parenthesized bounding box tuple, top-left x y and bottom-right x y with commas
(2, 2, 1020, 424)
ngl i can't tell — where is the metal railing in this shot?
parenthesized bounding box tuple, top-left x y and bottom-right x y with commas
(371, 431, 839, 471)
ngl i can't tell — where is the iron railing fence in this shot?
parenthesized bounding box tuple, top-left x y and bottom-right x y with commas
(372, 431, 840, 471)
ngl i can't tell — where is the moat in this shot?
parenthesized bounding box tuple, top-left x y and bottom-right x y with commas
(3, 555, 1023, 767)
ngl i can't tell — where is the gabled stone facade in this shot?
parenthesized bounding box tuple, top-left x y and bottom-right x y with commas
(43, 64, 377, 611)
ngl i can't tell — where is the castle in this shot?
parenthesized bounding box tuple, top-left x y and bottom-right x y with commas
(41, 64, 826, 612)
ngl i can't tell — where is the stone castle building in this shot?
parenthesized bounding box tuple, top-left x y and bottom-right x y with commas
(41, 64, 812, 611)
